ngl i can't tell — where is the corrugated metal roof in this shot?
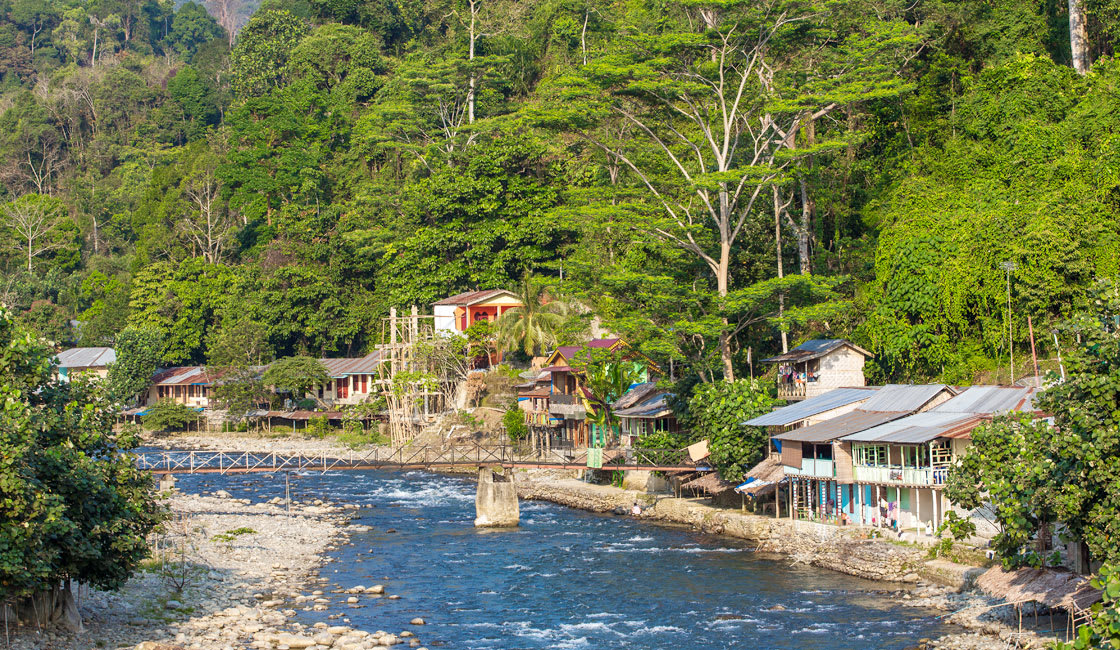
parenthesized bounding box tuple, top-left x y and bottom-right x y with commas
(432, 289, 516, 306)
(932, 386, 1039, 415)
(843, 412, 983, 443)
(613, 382, 659, 410)
(615, 393, 673, 419)
(56, 347, 116, 368)
(151, 366, 212, 385)
(859, 384, 955, 412)
(743, 387, 878, 426)
(554, 338, 622, 361)
(761, 339, 872, 363)
(774, 411, 908, 443)
(319, 351, 383, 378)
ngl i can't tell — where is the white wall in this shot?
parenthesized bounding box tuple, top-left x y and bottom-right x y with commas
(434, 305, 459, 334)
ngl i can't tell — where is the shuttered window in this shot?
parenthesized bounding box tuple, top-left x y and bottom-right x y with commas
(781, 440, 803, 468)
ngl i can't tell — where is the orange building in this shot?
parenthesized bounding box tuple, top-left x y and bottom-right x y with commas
(432, 289, 524, 334)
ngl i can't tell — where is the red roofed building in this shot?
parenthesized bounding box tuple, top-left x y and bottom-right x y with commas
(432, 289, 524, 334)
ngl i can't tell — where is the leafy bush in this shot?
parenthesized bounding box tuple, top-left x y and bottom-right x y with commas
(679, 380, 776, 483)
(1055, 564, 1120, 650)
(144, 399, 202, 432)
(503, 407, 528, 442)
(307, 415, 330, 437)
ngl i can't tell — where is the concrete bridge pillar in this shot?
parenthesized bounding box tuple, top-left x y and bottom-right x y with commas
(475, 466, 519, 527)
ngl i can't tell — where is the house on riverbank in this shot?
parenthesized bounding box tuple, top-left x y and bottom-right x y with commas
(745, 383, 1040, 535)
(432, 289, 523, 334)
(763, 384, 957, 527)
(516, 338, 657, 449)
(842, 385, 1039, 532)
(762, 339, 873, 402)
(55, 346, 115, 381)
(614, 383, 679, 448)
(316, 352, 384, 406)
(145, 366, 217, 409)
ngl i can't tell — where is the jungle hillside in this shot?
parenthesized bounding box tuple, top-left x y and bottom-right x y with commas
(2, 0, 1119, 383)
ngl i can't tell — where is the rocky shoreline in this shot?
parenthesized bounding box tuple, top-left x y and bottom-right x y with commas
(514, 472, 1063, 650)
(9, 487, 430, 650)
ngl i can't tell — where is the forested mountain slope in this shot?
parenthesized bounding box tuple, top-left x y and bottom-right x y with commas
(2, 0, 1119, 383)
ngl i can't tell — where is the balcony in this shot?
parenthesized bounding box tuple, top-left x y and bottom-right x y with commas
(785, 458, 835, 478)
(852, 465, 948, 486)
(777, 383, 807, 401)
(527, 411, 560, 427)
(549, 393, 586, 419)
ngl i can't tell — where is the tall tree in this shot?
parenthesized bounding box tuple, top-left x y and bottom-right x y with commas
(107, 325, 163, 405)
(3, 194, 69, 272)
(548, 0, 914, 380)
(0, 308, 165, 628)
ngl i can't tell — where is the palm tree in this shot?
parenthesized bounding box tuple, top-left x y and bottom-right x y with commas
(496, 276, 573, 357)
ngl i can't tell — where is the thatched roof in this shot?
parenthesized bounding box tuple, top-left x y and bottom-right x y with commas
(734, 456, 787, 497)
(976, 566, 1101, 613)
(681, 472, 735, 495)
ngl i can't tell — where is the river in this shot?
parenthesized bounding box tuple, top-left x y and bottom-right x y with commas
(175, 468, 953, 649)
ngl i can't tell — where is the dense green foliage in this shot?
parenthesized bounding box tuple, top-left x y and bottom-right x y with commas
(0, 308, 165, 602)
(948, 280, 1120, 568)
(106, 325, 163, 404)
(502, 406, 528, 442)
(670, 380, 776, 482)
(1055, 564, 1120, 650)
(262, 355, 329, 401)
(142, 398, 203, 432)
(3, 0, 1120, 386)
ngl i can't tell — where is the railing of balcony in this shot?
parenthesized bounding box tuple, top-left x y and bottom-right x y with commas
(784, 458, 835, 478)
(852, 465, 948, 486)
(777, 383, 807, 400)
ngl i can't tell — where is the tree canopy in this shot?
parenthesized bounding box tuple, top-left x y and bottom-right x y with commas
(1, 0, 1119, 386)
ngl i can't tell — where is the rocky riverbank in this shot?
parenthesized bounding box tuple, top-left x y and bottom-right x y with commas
(517, 474, 935, 582)
(9, 489, 430, 650)
(125, 434, 1060, 650)
(515, 472, 1065, 650)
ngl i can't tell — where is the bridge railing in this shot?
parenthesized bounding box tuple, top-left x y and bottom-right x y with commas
(134, 443, 695, 475)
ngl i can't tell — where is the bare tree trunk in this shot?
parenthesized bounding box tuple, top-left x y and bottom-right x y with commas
(798, 177, 811, 275)
(581, 9, 589, 65)
(1070, 0, 1090, 74)
(467, 0, 478, 124)
(774, 185, 788, 353)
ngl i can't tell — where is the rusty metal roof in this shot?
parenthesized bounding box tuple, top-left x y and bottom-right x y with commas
(553, 338, 622, 362)
(843, 412, 984, 443)
(761, 339, 873, 364)
(151, 367, 212, 386)
(744, 387, 878, 427)
(432, 289, 517, 306)
(774, 411, 908, 443)
(56, 347, 116, 368)
(614, 392, 674, 419)
(613, 382, 660, 410)
(319, 351, 383, 378)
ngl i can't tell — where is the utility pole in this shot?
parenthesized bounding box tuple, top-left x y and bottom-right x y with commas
(1001, 261, 1018, 384)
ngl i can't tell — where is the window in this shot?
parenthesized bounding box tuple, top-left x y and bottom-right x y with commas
(902, 445, 929, 468)
(855, 444, 887, 466)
